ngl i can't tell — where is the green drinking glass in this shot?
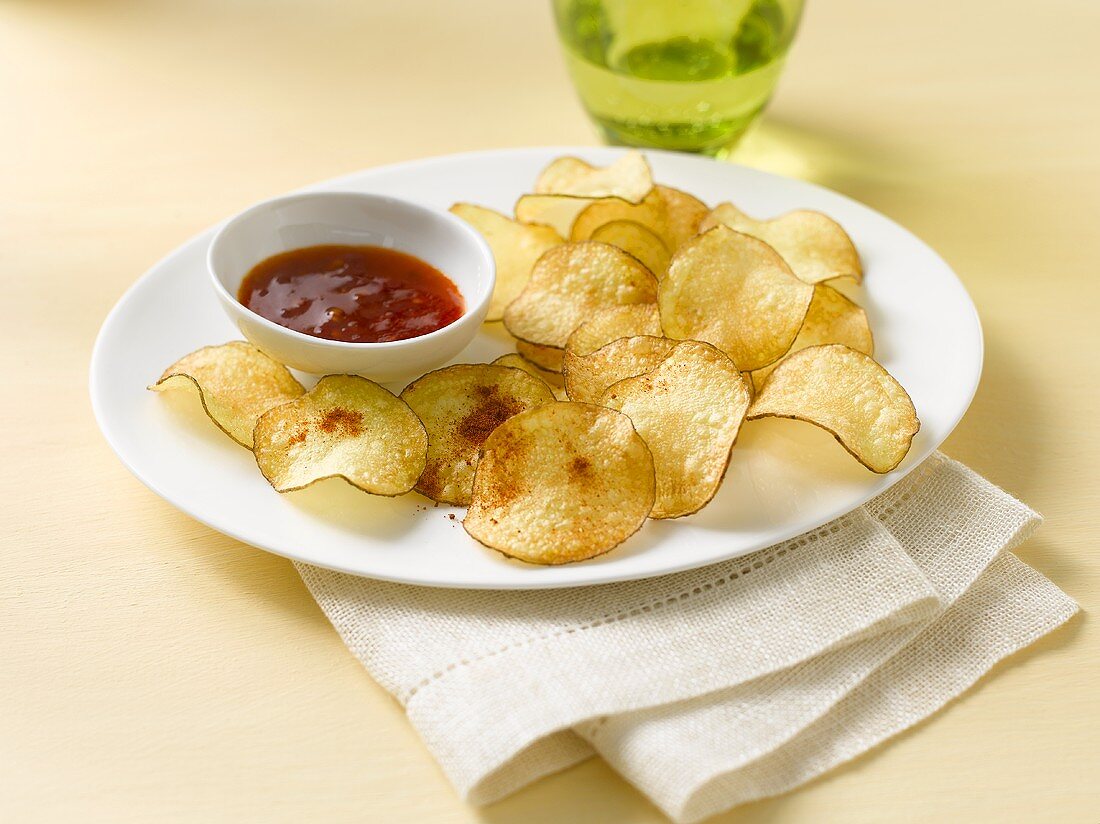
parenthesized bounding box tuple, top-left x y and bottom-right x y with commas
(551, 0, 804, 155)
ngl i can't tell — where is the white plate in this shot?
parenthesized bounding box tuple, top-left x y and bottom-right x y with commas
(90, 147, 982, 589)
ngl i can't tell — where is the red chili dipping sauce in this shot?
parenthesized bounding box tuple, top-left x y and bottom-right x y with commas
(238, 244, 465, 343)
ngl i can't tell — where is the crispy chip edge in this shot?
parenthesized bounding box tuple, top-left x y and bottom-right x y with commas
(148, 342, 304, 449)
(747, 345, 920, 474)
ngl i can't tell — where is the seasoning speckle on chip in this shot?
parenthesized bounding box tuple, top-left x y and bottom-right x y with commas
(253, 374, 426, 494)
(457, 385, 523, 442)
(318, 407, 364, 436)
(401, 364, 555, 505)
(464, 403, 656, 564)
(150, 341, 304, 448)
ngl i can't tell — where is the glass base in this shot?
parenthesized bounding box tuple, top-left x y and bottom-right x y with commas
(590, 105, 765, 157)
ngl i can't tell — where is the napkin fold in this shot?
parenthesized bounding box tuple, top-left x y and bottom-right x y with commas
(296, 453, 1077, 822)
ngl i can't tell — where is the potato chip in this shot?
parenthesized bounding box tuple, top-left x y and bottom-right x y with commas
(590, 220, 671, 277)
(515, 339, 564, 373)
(534, 151, 653, 204)
(504, 241, 659, 348)
(659, 225, 814, 371)
(570, 186, 708, 252)
(699, 202, 862, 284)
(464, 402, 655, 564)
(748, 344, 919, 473)
(400, 364, 555, 505)
(150, 341, 304, 448)
(253, 375, 426, 494)
(741, 372, 755, 401)
(751, 284, 874, 390)
(601, 340, 751, 518)
(565, 303, 663, 358)
(514, 194, 594, 238)
(449, 203, 562, 321)
(563, 335, 676, 404)
(655, 185, 709, 248)
(492, 354, 567, 399)
(570, 189, 668, 246)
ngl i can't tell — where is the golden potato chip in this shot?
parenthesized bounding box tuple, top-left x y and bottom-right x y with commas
(751, 284, 874, 390)
(449, 203, 562, 321)
(515, 339, 564, 373)
(570, 189, 668, 245)
(150, 341, 304, 448)
(659, 225, 814, 371)
(492, 354, 567, 399)
(253, 375, 426, 494)
(565, 303, 663, 357)
(601, 340, 751, 518)
(748, 344, 919, 473)
(563, 335, 676, 404)
(700, 202, 862, 284)
(514, 194, 594, 238)
(400, 364, 555, 505)
(504, 241, 659, 348)
(590, 220, 671, 277)
(464, 402, 655, 564)
(570, 186, 708, 251)
(655, 185, 709, 248)
(534, 151, 653, 204)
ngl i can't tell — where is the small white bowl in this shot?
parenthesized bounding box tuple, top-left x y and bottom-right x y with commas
(208, 191, 495, 383)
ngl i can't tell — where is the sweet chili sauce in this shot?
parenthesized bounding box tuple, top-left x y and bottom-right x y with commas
(238, 244, 464, 343)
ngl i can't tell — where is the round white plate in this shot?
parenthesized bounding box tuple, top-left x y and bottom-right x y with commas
(90, 147, 982, 589)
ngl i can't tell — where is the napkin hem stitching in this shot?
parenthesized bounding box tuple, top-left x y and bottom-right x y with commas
(400, 516, 855, 703)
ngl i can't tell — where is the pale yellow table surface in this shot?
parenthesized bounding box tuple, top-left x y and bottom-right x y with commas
(2, 0, 1098, 820)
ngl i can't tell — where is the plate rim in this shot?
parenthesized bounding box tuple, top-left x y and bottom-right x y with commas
(90, 146, 984, 589)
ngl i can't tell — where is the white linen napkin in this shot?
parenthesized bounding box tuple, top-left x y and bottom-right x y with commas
(295, 453, 1077, 822)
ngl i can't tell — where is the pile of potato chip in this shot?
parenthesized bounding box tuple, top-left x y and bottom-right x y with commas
(153, 152, 919, 566)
